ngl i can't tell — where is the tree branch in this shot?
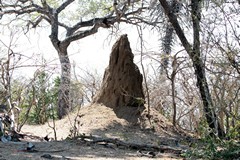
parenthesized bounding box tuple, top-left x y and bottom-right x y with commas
(63, 23, 102, 44)
(78, 134, 183, 155)
(1, 1, 148, 49)
(49, 9, 60, 49)
(56, 0, 74, 14)
(66, 7, 147, 37)
(2, 2, 48, 16)
(158, 0, 192, 55)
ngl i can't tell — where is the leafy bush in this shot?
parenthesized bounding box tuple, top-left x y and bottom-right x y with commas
(183, 136, 240, 160)
(182, 117, 240, 160)
(16, 71, 59, 125)
(227, 121, 240, 140)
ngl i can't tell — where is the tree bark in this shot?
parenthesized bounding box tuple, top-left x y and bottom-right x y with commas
(49, 6, 71, 119)
(193, 56, 224, 137)
(158, 0, 225, 137)
(50, 35, 71, 119)
(171, 56, 177, 126)
(57, 47, 71, 119)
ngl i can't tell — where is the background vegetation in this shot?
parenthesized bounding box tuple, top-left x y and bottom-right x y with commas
(0, 0, 239, 159)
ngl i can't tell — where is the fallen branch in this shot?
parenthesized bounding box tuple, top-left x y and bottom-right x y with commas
(77, 134, 182, 155)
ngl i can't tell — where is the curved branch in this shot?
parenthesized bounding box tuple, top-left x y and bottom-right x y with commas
(56, 0, 74, 14)
(66, 7, 147, 37)
(2, 2, 48, 16)
(63, 23, 102, 44)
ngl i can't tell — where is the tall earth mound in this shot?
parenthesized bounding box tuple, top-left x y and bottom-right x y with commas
(93, 34, 145, 120)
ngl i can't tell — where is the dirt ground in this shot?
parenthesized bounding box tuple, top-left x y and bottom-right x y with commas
(0, 104, 187, 160)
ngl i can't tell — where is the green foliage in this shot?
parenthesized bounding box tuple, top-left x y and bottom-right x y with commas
(17, 72, 59, 125)
(76, 0, 111, 18)
(55, 0, 112, 24)
(227, 120, 240, 140)
(183, 137, 240, 160)
(194, 117, 208, 138)
(183, 119, 240, 160)
(128, 97, 145, 107)
(10, 72, 84, 126)
(46, 0, 60, 8)
(215, 140, 240, 160)
(18, 104, 31, 124)
(28, 71, 49, 124)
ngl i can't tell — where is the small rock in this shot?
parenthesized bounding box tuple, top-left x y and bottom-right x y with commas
(41, 154, 53, 159)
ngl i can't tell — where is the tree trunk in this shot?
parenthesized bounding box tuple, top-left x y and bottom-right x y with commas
(190, 0, 224, 137)
(57, 46, 71, 119)
(171, 78, 176, 126)
(171, 56, 177, 126)
(193, 58, 224, 137)
(158, 0, 225, 137)
(57, 49, 71, 119)
(50, 31, 71, 119)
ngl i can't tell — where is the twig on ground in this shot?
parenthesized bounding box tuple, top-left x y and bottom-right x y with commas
(77, 134, 183, 155)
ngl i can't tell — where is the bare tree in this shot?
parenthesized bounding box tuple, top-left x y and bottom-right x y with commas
(0, 0, 148, 118)
(157, 0, 225, 137)
(200, 0, 240, 137)
(0, 29, 24, 133)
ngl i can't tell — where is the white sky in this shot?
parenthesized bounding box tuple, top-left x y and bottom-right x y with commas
(1, 23, 161, 80)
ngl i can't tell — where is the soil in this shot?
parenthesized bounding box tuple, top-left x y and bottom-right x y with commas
(0, 104, 187, 160)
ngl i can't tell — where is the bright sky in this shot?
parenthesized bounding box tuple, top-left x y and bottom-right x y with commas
(1, 23, 161, 80)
